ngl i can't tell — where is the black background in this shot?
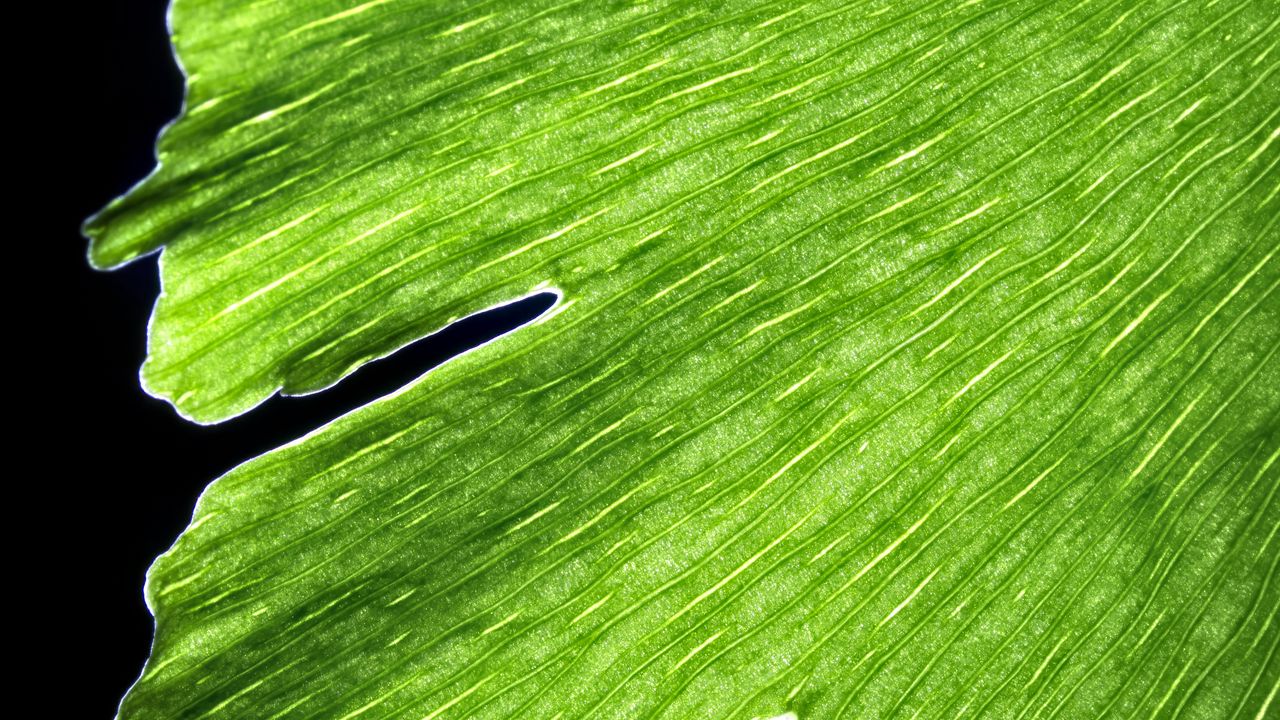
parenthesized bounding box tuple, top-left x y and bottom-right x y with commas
(64, 3, 551, 714)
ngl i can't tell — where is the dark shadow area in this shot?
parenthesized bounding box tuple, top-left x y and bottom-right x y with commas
(56, 3, 186, 716)
(55, 2, 554, 714)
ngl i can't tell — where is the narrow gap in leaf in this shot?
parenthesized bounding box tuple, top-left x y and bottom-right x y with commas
(214, 291, 558, 449)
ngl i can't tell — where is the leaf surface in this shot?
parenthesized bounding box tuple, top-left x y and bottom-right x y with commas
(88, 0, 1280, 717)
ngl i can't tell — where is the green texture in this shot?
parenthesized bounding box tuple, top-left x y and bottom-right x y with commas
(88, 0, 1280, 717)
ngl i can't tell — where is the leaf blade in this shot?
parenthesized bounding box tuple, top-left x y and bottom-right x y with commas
(91, 0, 1280, 717)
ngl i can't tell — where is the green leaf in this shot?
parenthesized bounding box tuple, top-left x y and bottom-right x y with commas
(89, 0, 1280, 718)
